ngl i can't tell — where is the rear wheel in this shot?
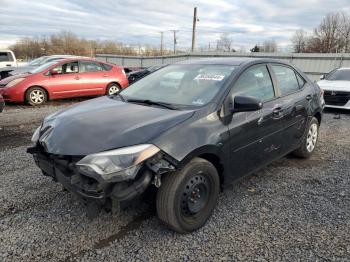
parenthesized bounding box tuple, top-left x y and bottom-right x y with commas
(156, 158, 220, 233)
(293, 117, 319, 158)
(25, 87, 47, 106)
(106, 83, 121, 95)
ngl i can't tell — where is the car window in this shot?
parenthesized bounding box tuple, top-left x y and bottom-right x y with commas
(80, 61, 104, 73)
(326, 69, 350, 81)
(272, 65, 300, 95)
(296, 73, 306, 88)
(52, 61, 79, 74)
(233, 65, 275, 101)
(101, 63, 113, 71)
(0, 52, 13, 62)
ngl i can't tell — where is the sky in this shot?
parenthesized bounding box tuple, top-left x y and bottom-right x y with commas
(0, 0, 349, 51)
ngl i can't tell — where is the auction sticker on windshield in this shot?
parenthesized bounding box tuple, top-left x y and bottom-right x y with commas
(194, 74, 225, 81)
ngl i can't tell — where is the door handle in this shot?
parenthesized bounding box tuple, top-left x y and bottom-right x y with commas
(75, 76, 80, 80)
(306, 94, 312, 101)
(273, 107, 282, 114)
(103, 75, 108, 77)
(272, 107, 283, 118)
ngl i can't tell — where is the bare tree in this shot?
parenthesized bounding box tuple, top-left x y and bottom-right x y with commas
(291, 29, 308, 53)
(216, 33, 233, 52)
(260, 40, 277, 52)
(290, 11, 350, 53)
(10, 31, 175, 59)
(314, 12, 341, 52)
(338, 11, 350, 52)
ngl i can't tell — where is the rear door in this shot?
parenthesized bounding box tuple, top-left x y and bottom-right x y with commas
(46, 61, 81, 98)
(269, 64, 309, 154)
(78, 60, 107, 95)
(227, 64, 285, 182)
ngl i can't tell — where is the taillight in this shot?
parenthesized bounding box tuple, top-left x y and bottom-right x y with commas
(121, 69, 126, 77)
(320, 88, 324, 97)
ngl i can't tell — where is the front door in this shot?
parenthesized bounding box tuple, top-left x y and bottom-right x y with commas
(226, 64, 285, 183)
(46, 61, 81, 98)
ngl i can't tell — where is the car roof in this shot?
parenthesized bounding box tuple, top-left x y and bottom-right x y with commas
(54, 57, 111, 64)
(176, 57, 288, 66)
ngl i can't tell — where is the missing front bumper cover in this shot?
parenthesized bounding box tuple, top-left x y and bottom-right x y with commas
(27, 146, 175, 218)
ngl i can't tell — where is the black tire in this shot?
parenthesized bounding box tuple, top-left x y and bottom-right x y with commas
(25, 86, 47, 106)
(156, 157, 220, 233)
(293, 117, 319, 158)
(106, 83, 121, 95)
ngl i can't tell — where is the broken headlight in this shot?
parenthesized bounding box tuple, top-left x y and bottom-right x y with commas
(76, 144, 160, 182)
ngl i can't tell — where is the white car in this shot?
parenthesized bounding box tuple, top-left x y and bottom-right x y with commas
(317, 68, 350, 110)
(0, 50, 17, 69)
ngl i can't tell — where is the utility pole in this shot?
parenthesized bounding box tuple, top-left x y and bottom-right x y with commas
(171, 30, 179, 54)
(191, 7, 198, 53)
(160, 31, 164, 55)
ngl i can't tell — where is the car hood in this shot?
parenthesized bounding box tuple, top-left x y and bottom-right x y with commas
(317, 80, 350, 91)
(0, 73, 30, 85)
(39, 96, 195, 156)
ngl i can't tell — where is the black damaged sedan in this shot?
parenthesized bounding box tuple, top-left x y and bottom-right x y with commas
(28, 58, 323, 233)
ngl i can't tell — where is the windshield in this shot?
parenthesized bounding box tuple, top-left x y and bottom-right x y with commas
(29, 61, 57, 74)
(327, 69, 350, 81)
(121, 64, 236, 108)
(28, 56, 48, 66)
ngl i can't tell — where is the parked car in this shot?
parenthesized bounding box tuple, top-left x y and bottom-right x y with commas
(0, 58, 128, 105)
(28, 58, 323, 233)
(0, 94, 4, 112)
(0, 50, 17, 68)
(128, 65, 164, 84)
(0, 50, 17, 79)
(318, 67, 350, 110)
(6, 55, 86, 77)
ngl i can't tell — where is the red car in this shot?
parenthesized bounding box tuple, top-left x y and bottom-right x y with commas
(0, 58, 128, 105)
(0, 94, 4, 112)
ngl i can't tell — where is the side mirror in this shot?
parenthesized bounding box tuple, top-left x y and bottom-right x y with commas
(320, 74, 325, 80)
(231, 95, 263, 113)
(50, 68, 60, 75)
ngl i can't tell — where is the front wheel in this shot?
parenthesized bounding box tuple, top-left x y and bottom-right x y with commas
(156, 158, 220, 233)
(293, 117, 319, 158)
(25, 87, 47, 106)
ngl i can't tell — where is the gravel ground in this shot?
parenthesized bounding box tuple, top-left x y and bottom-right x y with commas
(0, 100, 349, 261)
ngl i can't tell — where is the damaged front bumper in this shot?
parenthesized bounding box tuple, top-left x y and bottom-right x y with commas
(27, 145, 175, 217)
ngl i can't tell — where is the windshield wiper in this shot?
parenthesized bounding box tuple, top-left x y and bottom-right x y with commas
(127, 99, 178, 110)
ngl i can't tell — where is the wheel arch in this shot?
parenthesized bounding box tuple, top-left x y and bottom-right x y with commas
(178, 146, 225, 186)
(314, 111, 322, 125)
(106, 81, 121, 88)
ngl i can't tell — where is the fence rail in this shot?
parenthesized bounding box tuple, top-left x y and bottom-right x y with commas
(96, 52, 350, 81)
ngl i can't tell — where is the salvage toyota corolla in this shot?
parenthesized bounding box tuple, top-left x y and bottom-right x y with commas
(28, 58, 323, 233)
